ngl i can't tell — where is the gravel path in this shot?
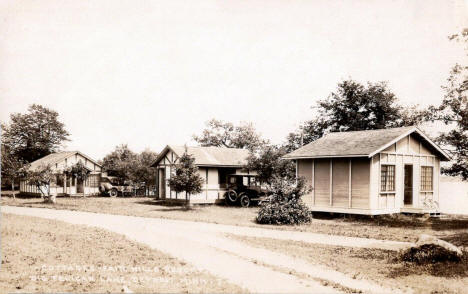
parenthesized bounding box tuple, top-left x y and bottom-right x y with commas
(2, 206, 412, 294)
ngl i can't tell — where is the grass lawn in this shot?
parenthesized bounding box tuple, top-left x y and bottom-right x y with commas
(0, 213, 245, 293)
(2, 195, 468, 245)
(228, 234, 468, 294)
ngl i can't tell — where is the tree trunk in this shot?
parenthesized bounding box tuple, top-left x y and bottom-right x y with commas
(38, 185, 44, 200)
(186, 193, 192, 208)
(11, 180, 16, 199)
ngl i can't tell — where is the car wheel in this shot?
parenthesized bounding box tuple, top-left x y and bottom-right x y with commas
(239, 193, 251, 208)
(225, 190, 238, 205)
(109, 189, 118, 197)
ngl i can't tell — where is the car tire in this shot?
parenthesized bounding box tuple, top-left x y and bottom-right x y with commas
(225, 190, 238, 205)
(109, 189, 118, 197)
(239, 193, 251, 208)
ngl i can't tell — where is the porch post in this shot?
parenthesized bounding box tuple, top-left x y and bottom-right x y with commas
(348, 159, 352, 208)
(329, 159, 333, 206)
(63, 173, 67, 195)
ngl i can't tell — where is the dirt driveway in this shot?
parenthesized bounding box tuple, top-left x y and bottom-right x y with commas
(2, 206, 411, 293)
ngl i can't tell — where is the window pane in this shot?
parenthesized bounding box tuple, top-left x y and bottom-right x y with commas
(421, 166, 433, 191)
(387, 165, 395, 191)
(381, 165, 395, 192)
(381, 165, 387, 191)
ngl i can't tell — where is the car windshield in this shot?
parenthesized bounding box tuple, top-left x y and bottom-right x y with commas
(228, 175, 260, 186)
(249, 177, 258, 186)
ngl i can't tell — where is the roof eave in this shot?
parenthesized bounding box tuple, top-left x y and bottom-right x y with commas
(195, 164, 246, 167)
(72, 151, 103, 168)
(367, 127, 417, 158)
(367, 127, 451, 161)
(151, 145, 174, 167)
(283, 154, 369, 160)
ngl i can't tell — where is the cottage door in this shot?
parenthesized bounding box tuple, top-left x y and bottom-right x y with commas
(77, 178, 84, 194)
(404, 165, 413, 205)
(159, 168, 166, 199)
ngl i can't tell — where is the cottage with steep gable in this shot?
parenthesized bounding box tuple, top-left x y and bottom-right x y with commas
(283, 126, 451, 215)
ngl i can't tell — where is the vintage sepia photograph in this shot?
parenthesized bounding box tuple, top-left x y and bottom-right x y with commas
(1, 0, 468, 293)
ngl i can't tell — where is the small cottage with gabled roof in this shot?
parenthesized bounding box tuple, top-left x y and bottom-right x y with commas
(20, 151, 103, 197)
(283, 126, 451, 215)
(151, 145, 251, 203)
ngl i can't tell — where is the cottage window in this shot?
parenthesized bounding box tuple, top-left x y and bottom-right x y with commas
(421, 166, 433, 191)
(380, 165, 395, 192)
(56, 175, 64, 187)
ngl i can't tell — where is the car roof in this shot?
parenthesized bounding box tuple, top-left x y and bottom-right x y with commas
(228, 173, 257, 177)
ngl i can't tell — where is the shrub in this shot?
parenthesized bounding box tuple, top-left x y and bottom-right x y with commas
(257, 197, 312, 225)
(400, 243, 462, 264)
(256, 177, 312, 225)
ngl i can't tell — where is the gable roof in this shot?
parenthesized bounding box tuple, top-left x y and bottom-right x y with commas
(28, 151, 102, 171)
(151, 145, 250, 167)
(283, 126, 451, 161)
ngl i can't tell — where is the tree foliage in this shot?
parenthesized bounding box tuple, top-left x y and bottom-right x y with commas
(431, 29, 468, 179)
(168, 150, 204, 202)
(193, 119, 267, 151)
(1, 143, 26, 195)
(65, 161, 90, 181)
(285, 80, 428, 152)
(246, 145, 295, 184)
(256, 177, 312, 225)
(24, 163, 55, 202)
(101, 145, 157, 186)
(2, 104, 70, 163)
(130, 149, 158, 186)
(101, 144, 138, 184)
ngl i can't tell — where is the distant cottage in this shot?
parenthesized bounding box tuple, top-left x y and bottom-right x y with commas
(19, 151, 103, 197)
(151, 145, 251, 203)
(284, 126, 451, 215)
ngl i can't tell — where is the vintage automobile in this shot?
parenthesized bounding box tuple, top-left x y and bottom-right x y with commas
(224, 174, 269, 207)
(99, 176, 137, 197)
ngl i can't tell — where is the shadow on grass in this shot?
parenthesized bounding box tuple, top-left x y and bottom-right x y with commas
(2, 194, 40, 199)
(388, 251, 468, 278)
(312, 212, 468, 231)
(440, 232, 468, 247)
(135, 200, 196, 211)
(349, 245, 468, 278)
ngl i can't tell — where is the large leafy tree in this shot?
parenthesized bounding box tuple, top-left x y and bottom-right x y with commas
(285, 80, 427, 152)
(246, 145, 296, 184)
(101, 145, 158, 188)
(193, 119, 267, 151)
(130, 149, 158, 190)
(168, 150, 204, 203)
(101, 144, 138, 184)
(431, 29, 468, 179)
(2, 104, 70, 163)
(1, 143, 27, 197)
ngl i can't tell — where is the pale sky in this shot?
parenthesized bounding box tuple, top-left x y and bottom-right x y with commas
(1, 0, 467, 160)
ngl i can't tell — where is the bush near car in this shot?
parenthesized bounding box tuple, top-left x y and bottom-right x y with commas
(256, 177, 312, 225)
(257, 197, 312, 225)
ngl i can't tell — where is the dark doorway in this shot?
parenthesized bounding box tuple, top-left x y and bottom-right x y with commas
(159, 168, 166, 199)
(404, 165, 413, 205)
(76, 177, 84, 193)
